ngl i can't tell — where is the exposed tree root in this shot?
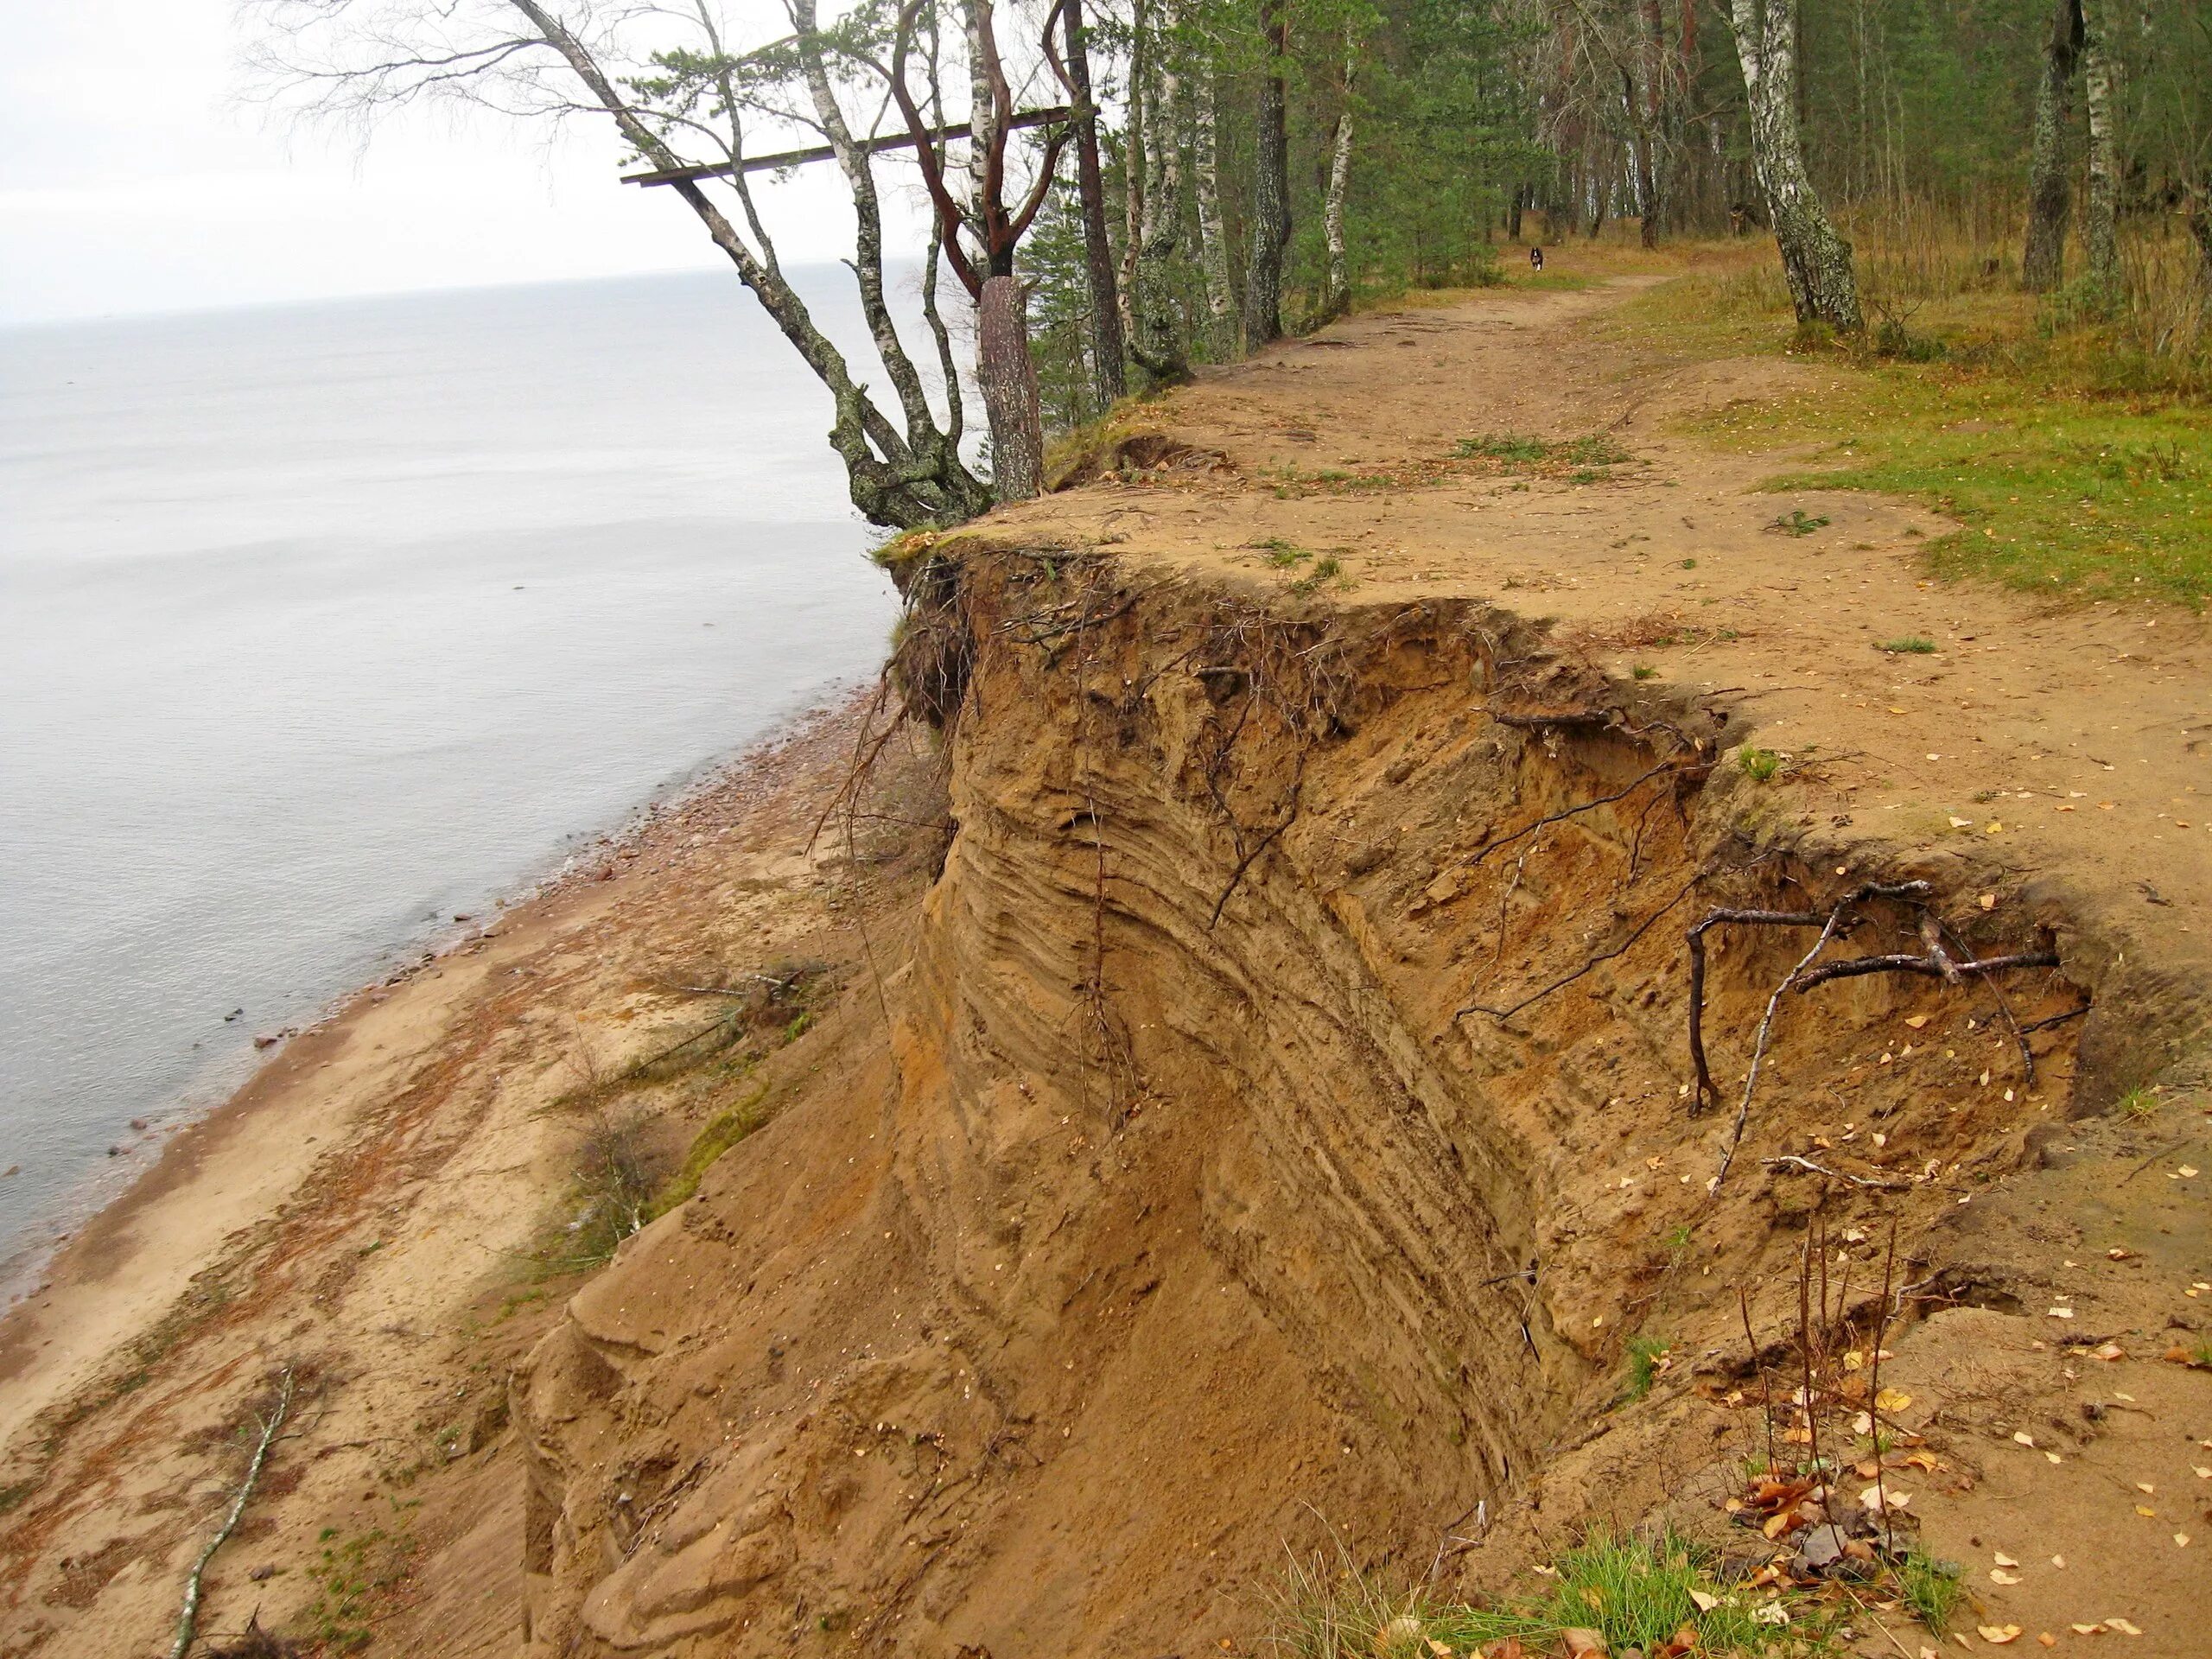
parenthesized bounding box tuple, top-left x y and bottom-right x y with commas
(1692, 880, 2066, 1197)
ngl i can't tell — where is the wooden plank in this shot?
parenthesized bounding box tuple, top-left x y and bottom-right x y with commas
(622, 106, 1071, 188)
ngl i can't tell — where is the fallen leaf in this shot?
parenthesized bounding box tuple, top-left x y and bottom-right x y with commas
(2107, 1618, 2143, 1636)
(1993, 1552, 2020, 1567)
(1949, 816, 1972, 830)
(1560, 1626, 1607, 1656)
(2013, 1432, 2037, 1447)
(2107, 1248, 2133, 1261)
(2051, 1555, 2065, 1567)
(2195, 1466, 2211, 1480)
(1990, 1568, 2023, 1585)
(1689, 1588, 1721, 1613)
(1978, 1625, 2023, 1644)
(2177, 1533, 2192, 1548)
(2136, 1505, 2158, 1518)
(1751, 1603, 1789, 1628)
(1877, 1388, 1913, 1412)
(2093, 1342, 2126, 1361)
(2037, 1637, 2056, 1650)
(2179, 1166, 2200, 1179)
(1980, 893, 1998, 911)
(2048, 1306, 2075, 1319)
(2070, 1624, 2105, 1636)
(1905, 1014, 1930, 1029)
(2138, 1482, 2156, 1494)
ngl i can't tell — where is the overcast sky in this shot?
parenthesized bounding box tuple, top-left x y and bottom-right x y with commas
(0, 0, 921, 326)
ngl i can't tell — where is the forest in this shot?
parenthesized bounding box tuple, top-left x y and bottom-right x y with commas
(253, 0, 2212, 526)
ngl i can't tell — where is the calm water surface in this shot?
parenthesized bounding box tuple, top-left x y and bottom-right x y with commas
(0, 270, 907, 1270)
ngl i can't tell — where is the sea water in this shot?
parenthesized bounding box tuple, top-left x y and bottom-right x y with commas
(0, 268, 914, 1269)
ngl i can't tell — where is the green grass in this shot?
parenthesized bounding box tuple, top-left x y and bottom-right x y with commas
(308, 1522, 413, 1653)
(1624, 1335, 1672, 1402)
(1452, 432, 1632, 468)
(1273, 1529, 1822, 1658)
(1766, 508, 1831, 537)
(1739, 747, 1783, 783)
(1875, 636, 1937, 654)
(647, 1080, 772, 1220)
(1256, 536, 1315, 568)
(1759, 393, 2212, 606)
(1897, 1551, 1963, 1635)
(1622, 262, 2212, 607)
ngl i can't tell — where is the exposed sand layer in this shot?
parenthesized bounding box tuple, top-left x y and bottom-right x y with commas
(3, 268, 2207, 1659)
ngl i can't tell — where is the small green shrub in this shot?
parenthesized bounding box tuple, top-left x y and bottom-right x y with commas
(1876, 636, 1937, 653)
(1767, 509, 1832, 537)
(1624, 1335, 1671, 1402)
(1739, 747, 1783, 782)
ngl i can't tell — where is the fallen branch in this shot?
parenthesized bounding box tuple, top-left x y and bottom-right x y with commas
(1759, 1154, 1910, 1190)
(1707, 900, 1865, 1195)
(1489, 708, 1612, 729)
(171, 1368, 295, 1659)
(1687, 883, 1931, 1110)
(1788, 946, 2061, 991)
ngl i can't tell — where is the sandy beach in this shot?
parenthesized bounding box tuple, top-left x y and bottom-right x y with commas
(0, 687, 922, 1655)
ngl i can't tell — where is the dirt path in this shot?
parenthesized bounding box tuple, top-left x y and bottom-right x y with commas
(1003, 276, 2212, 1043)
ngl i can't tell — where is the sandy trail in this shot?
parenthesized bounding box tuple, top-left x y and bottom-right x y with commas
(1001, 276, 2211, 1011)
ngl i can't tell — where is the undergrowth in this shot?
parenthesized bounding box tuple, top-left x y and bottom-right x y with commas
(1271, 1528, 1831, 1658)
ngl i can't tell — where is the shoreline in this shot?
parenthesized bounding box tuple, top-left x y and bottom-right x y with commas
(0, 683, 874, 1454)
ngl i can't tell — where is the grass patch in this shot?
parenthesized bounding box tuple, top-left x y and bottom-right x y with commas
(308, 1521, 414, 1654)
(1875, 636, 1936, 654)
(1453, 432, 1633, 468)
(1273, 1528, 1824, 1658)
(1765, 509, 1830, 537)
(1738, 747, 1783, 783)
(648, 1081, 772, 1220)
(1624, 1335, 1672, 1402)
(1621, 251, 2212, 607)
(1897, 1551, 1963, 1635)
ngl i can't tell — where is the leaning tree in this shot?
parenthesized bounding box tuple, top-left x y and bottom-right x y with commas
(248, 0, 1076, 528)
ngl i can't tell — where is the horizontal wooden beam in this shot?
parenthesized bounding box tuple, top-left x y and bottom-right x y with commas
(622, 106, 1072, 188)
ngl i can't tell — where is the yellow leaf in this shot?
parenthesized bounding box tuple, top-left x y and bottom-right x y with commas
(2136, 1505, 2158, 1518)
(1689, 1589, 1721, 1613)
(1990, 1568, 2022, 1585)
(1978, 1625, 2023, 1644)
(1876, 1388, 1912, 1412)
(1993, 1553, 2020, 1567)
(2107, 1618, 2143, 1636)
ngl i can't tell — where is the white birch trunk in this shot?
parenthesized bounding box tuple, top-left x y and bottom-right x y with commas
(2082, 0, 2119, 294)
(1320, 44, 1355, 321)
(1194, 81, 1238, 355)
(1726, 0, 1863, 331)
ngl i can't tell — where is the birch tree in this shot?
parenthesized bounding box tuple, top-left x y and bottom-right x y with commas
(2022, 0, 2082, 293)
(2081, 0, 2119, 295)
(1725, 0, 1862, 330)
(1243, 0, 1293, 346)
(1319, 31, 1357, 320)
(247, 0, 1071, 527)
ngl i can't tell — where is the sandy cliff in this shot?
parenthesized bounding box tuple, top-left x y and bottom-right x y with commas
(5, 274, 2209, 1657)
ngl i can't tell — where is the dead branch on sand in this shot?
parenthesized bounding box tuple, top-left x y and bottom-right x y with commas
(171, 1368, 295, 1659)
